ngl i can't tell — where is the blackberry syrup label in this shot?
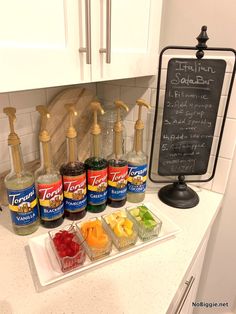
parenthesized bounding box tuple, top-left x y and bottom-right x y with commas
(7, 184, 39, 226)
(87, 168, 107, 205)
(38, 179, 64, 221)
(63, 174, 87, 212)
(127, 164, 147, 193)
(108, 165, 128, 200)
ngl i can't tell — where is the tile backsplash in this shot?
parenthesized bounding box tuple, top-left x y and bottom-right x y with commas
(0, 60, 235, 195)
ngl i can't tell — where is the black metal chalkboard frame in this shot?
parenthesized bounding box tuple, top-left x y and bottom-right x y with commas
(149, 28, 236, 183)
(149, 27, 236, 189)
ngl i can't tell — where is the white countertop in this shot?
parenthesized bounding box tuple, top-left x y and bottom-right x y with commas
(0, 186, 222, 314)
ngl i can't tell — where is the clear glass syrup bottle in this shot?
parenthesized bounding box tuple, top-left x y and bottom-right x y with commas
(126, 99, 151, 203)
(35, 106, 64, 228)
(60, 104, 87, 220)
(107, 100, 129, 208)
(85, 101, 108, 213)
(3, 107, 39, 235)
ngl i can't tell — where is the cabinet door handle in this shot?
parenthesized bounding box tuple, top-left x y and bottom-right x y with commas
(174, 276, 195, 314)
(79, 0, 92, 64)
(99, 0, 111, 63)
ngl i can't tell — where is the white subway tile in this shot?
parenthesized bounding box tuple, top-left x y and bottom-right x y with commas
(211, 137, 219, 156)
(23, 152, 37, 164)
(0, 140, 9, 162)
(221, 73, 231, 96)
(0, 93, 10, 115)
(97, 83, 121, 102)
(20, 133, 39, 156)
(120, 86, 151, 107)
(102, 78, 136, 87)
(117, 78, 136, 87)
(125, 136, 133, 153)
(217, 96, 226, 117)
(30, 110, 40, 133)
(124, 108, 134, 121)
(160, 69, 167, 90)
(214, 117, 223, 137)
(212, 157, 232, 194)
(193, 176, 213, 191)
(124, 121, 135, 138)
(150, 89, 157, 108)
(219, 118, 236, 159)
(135, 76, 157, 88)
(227, 78, 236, 119)
(0, 112, 33, 141)
(0, 118, 9, 141)
(9, 89, 47, 111)
(0, 160, 10, 174)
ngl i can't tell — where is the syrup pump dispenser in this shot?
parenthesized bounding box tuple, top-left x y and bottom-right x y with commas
(35, 105, 64, 228)
(85, 101, 108, 213)
(127, 99, 151, 203)
(60, 104, 87, 220)
(3, 107, 39, 235)
(107, 100, 129, 208)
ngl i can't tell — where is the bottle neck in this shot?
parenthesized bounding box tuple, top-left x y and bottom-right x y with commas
(109, 130, 125, 161)
(133, 129, 143, 153)
(67, 137, 78, 163)
(91, 134, 102, 158)
(9, 144, 24, 176)
(39, 141, 54, 173)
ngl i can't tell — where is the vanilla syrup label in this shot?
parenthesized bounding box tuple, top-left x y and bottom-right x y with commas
(63, 174, 87, 212)
(127, 164, 147, 193)
(38, 179, 64, 221)
(7, 184, 39, 226)
(108, 165, 128, 200)
(87, 168, 107, 205)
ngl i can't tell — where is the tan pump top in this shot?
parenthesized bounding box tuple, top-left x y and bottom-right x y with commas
(65, 103, 78, 162)
(36, 105, 52, 172)
(134, 99, 151, 153)
(113, 100, 129, 159)
(4, 107, 22, 175)
(90, 100, 105, 157)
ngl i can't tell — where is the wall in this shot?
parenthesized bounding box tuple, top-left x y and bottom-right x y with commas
(160, 0, 236, 49)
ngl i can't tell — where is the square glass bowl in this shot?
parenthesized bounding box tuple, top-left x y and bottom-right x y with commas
(48, 224, 86, 272)
(101, 210, 138, 251)
(126, 205, 162, 241)
(76, 218, 112, 261)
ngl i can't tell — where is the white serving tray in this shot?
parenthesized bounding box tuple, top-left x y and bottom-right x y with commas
(28, 203, 181, 287)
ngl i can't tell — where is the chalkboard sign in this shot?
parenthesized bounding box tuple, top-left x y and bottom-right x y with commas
(158, 58, 226, 176)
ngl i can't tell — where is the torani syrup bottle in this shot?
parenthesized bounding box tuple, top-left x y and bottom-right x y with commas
(107, 100, 129, 208)
(60, 104, 87, 220)
(85, 101, 108, 213)
(3, 107, 39, 235)
(35, 106, 64, 228)
(127, 99, 151, 203)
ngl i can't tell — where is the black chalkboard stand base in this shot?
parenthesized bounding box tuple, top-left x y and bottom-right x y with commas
(158, 176, 199, 209)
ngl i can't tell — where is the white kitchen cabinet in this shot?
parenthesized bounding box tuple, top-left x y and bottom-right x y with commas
(0, 0, 162, 92)
(0, 0, 91, 92)
(167, 231, 210, 314)
(91, 0, 163, 81)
